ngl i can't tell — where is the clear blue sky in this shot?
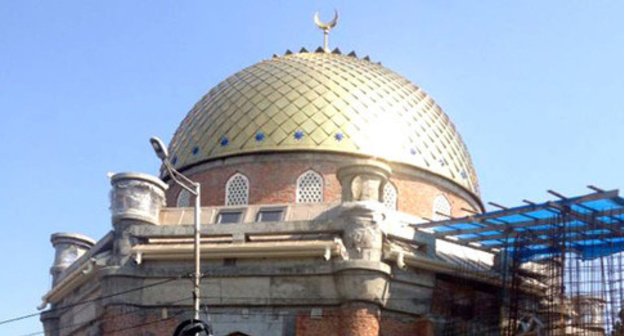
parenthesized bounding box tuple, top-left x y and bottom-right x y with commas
(1, 1, 623, 334)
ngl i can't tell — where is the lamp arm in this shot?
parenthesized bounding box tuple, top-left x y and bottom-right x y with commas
(162, 161, 198, 196)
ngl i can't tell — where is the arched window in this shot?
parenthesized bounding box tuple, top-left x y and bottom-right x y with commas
(382, 182, 397, 210)
(432, 194, 451, 221)
(296, 170, 323, 203)
(225, 173, 249, 206)
(176, 189, 191, 207)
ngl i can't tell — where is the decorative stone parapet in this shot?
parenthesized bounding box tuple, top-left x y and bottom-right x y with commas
(336, 162, 391, 202)
(109, 172, 168, 225)
(50, 232, 95, 285)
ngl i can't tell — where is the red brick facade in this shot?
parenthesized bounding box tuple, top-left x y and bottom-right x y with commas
(296, 305, 380, 336)
(182, 160, 342, 207)
(380, 316, 435, 336)
(96, 305, 434, 336)
(166, 154, 480, 218)
(99, 306, 180, 336)
(393, 177, 477, 218)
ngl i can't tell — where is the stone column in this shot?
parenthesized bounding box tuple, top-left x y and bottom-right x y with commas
(336, 161, 391, 261)
(109, 172, 168, 264)
(49, 232, 95, 286)
(336, 161, 392, 203)
(334, 162, 392, 336)
(340, 302, 380, 336)
(109, 172, 168, 225)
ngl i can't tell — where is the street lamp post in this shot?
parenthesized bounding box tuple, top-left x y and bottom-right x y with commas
(149, 137, 203, 326)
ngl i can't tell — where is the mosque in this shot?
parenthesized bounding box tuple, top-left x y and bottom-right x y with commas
(39, 13, 624, 336)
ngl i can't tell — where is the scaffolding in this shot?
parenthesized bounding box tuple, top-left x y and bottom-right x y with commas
(415, 187, 624, 335)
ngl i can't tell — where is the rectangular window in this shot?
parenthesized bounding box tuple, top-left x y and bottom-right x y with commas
(256, 208, 285, 222)
(217, 211, 243, 224)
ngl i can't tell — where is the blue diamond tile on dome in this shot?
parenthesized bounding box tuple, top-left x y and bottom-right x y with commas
(255, 132, 265, 142)
(220, 137, 229, 147)
(192, 146, 199, 155)
(165, 52, 480, 196)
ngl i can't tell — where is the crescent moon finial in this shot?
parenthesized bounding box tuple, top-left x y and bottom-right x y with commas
(314, 10, 339, 52)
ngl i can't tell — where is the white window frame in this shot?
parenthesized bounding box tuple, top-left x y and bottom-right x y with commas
(225, 173, 249, 206)
(296, 170, 324, 203)
(382, 182, 398, 210)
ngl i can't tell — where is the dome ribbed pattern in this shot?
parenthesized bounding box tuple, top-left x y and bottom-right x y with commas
(168, 52, 479, 195)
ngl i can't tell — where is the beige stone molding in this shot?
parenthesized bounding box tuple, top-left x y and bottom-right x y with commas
(384, 248, 500, 284)
(131, 239, 347, 264)
(39, 258, 100, 308)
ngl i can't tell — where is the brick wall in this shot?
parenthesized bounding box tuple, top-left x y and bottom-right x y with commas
(295, 305, 435, 336)
(393, 178, 477, 218)
(295, 304, 379, 336)
(380, 317, 435, 336)
(165, 153, 479, 219)
(93, 305, 434, 336)
(167, 156, 341, 208)
(295, 308, 342, 336)
(98, 306, 182, 336)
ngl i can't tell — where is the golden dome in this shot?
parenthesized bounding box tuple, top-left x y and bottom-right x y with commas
(168, 51, 479, 195)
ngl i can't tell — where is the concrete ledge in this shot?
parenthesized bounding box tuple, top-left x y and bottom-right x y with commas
(128, 219, 345, 238)
(40, 258, 99, 306)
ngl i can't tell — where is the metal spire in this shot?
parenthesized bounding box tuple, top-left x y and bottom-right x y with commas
(314, 10, 339, 52)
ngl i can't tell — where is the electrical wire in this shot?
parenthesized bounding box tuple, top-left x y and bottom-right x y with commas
(0, 275, 185, 327)
(16, 292, 506, 335)
(0, 269, 454, 327)
(103, 310, 185, 334)
(14, 291, 481, 336)
(4, 262, 498, 334)
(17, 296, 193, 336)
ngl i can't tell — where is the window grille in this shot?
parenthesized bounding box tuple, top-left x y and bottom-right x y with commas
(382, 183, 397, 210)
(296, 170, 323, 203)
(176, 189, 191, 207)
(225, 173, 249, 206)
(432, 194, 451, 221)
